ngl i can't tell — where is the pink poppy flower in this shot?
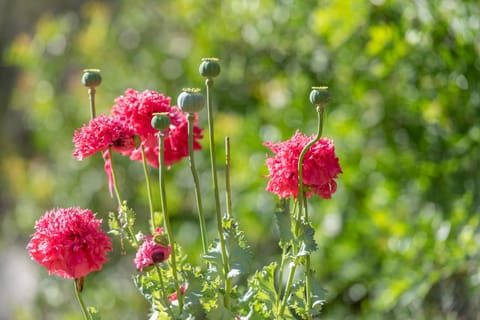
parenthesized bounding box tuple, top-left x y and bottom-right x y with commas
(73, 114, 135, 160)
(264, 130, 342, 199)
(111, 89, 203, 167)
(27, 207, 112, 279)
(134, 231, 172, 271)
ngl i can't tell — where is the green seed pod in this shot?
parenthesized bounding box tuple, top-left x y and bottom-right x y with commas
(309, 86, 329, 106)
(151, 113, 170, 132)
(199, 58, 221, 78)
(177, 88, 205, 113)
(82, 69, 102, 88)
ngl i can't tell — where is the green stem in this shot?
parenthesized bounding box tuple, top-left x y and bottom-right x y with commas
(279, 261, 296, 317)
(296, 106, 324, 230)
(187, 113, 208, 254)
(74, 279, 90, 320)
(157, 133, 183, 311)
(225, 136, 232, 219)
(205, 78, 231, 308)
(276, 245, 288, 311)
(109, 148, 138, 247)
(88, 88, 96, 119)
(281, 105, 325, 317)
(155, 265, 174, 317)
(141, 145, 156, 233)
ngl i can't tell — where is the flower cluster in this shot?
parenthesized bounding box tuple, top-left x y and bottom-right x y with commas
(28, 62, 343, 320)
(264, 130, 342, 199)
(27, 207, 112, 279)
(73, 88, 203, 167)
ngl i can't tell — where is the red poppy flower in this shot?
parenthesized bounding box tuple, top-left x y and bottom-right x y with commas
(264, 131, 342, 199)
(27, 207, 112, 279)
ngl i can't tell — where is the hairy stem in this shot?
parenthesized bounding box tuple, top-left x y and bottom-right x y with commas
(187, 113, 208, 254)
(141, 145, 156, 233)
(205, 78, 231, 308)
(157, 133, 183, 311)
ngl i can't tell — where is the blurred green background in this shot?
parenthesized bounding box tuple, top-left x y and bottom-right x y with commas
(1, 0, 480, 319)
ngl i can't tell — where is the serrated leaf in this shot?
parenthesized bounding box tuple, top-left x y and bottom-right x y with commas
(246, 262, 279, 318)
(274, 199, 293, 246)
(296, 222, 318, 258)
(287, 272, 326, 319)
(223, 217, 253, 279)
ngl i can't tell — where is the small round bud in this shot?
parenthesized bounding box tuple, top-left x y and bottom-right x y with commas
(199, 58, 221, 78)
(309, 86, 329, 106)
(177, 88, 205, 113)
(82, 69, 102, 88)
(151, 113, 170, 132)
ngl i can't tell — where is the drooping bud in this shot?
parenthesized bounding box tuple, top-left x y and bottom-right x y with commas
(199, 58, 221, 78)
(309, 86, 329, 106)
(81, 69, 102, 88)
(177, 88, 205, 113)
(151, 113, 170, 132)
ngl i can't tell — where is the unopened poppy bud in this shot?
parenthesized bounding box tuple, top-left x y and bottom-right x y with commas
(178, 88, 205, 113)
(199, 58, 221, 78)
(309, 86, 329, 106)
(82, 69, 102, 88)
(151, 113, 170, 132)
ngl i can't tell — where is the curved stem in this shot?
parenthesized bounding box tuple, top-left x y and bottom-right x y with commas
(74, 279, 90, 320)
(281, 105, 325, 317)
(157, 133, 183, 311)
(88, 88, 96, 119)
(141, 145, 156, 233)
(187, 113, 208, 254)
(205, 78, 231, 308)
(296, 106, 324, 228)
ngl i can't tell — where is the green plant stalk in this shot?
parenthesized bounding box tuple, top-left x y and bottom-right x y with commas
(108, 148, 138, 247)
(157, 133, 183, 311)
(276, 244, 288, 311)
(280, 106, 325, 317)
(225, 136, 232, 219)
(141, 145, 156, 233)
(303, 191, 312, 317)
(205, 77, 231, 308)
(74, 279, 90, 320)
(187, 113, 208, 254)
(297, 106, 324, 313)
(155, 265, 174, 317)
(279, 261, 296, 317)
(88, 88, 96, 119)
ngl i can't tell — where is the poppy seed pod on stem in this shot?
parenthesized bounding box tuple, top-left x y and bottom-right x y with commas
(151, 113, 170, 132)
(81, 69, 102, 88)
(199, 58, 221, 78)
(177, 88, 205, 113)
(309, 86, 329, 106)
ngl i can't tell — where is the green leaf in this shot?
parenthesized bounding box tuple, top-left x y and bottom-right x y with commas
(246, 262, 280, 318)
(287, 273, 326, 319)
(223, 217, 253, 279)
(274, 199, 293, 247)
(296, 222, 318, 258)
